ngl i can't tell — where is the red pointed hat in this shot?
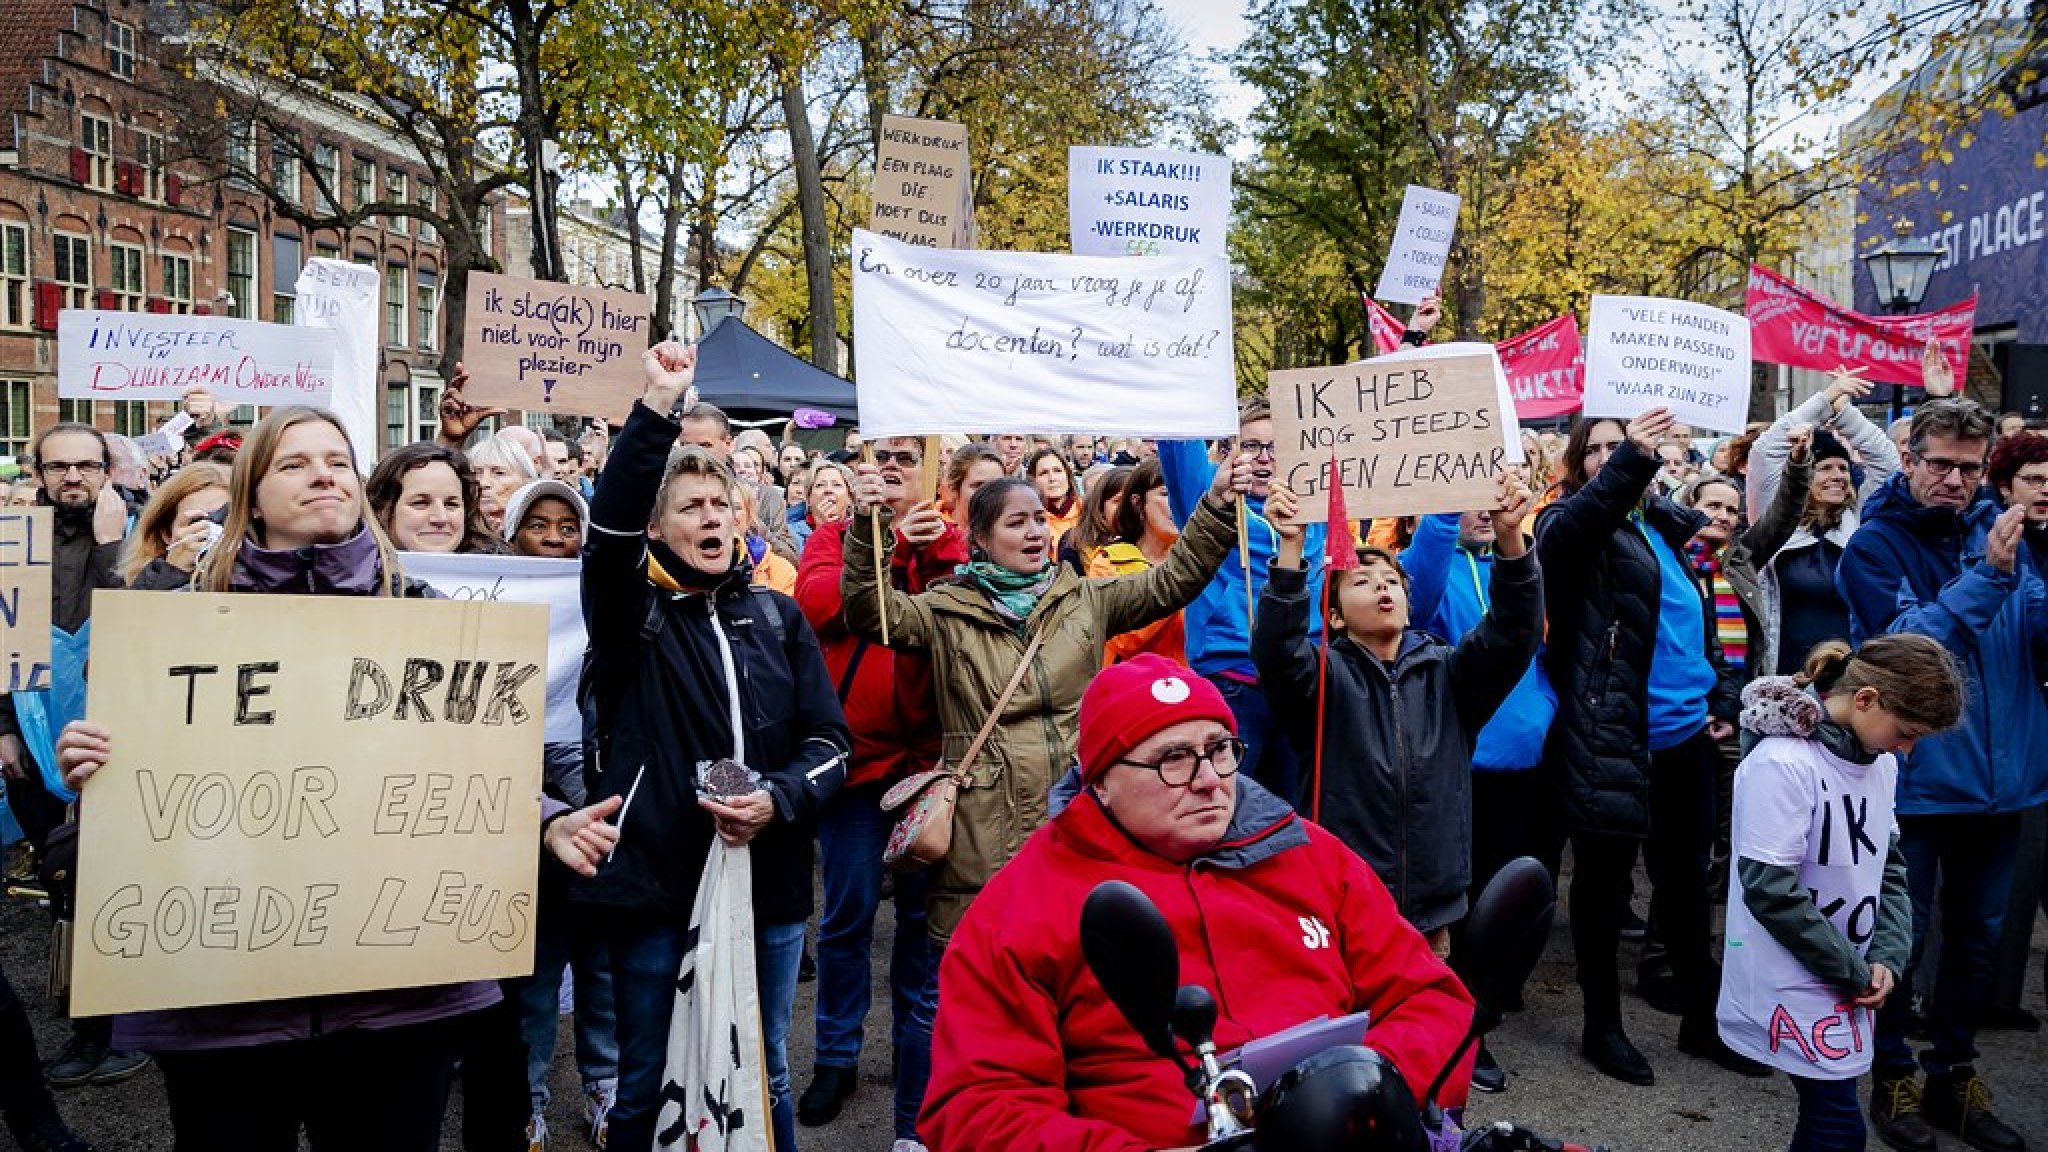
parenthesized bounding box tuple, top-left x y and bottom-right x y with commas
(1078, 654, 1237, 784)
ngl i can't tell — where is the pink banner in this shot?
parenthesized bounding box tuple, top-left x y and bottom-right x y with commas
(1746, 264, 1974, 389)
(1496, 313, 1585, 420)
(1365, 295, 1406, 355)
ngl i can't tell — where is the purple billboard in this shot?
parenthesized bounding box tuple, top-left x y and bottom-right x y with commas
(1856, 99, 2048, 340)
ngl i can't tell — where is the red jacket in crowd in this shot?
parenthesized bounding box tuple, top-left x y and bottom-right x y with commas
(794, 516, 967, 788)
(920, 775, 1476, 1152)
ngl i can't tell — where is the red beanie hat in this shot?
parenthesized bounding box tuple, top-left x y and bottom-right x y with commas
(1078, 654, 1237, 784)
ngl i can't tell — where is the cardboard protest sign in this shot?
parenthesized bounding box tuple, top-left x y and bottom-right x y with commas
(1746, 264, 1973, 389)
(401, 552, 583, 746)
(1583, 295, 1752, 435)
(71, 592, 548, 1016)
(129, 413, 194, 460)
(850, 227, 1235, 438)
(1068, 147, 1230, 258)
(58, 312, 335, 406)
(296, 259, 382, 465)
(1496, 313, 1586, 420)
(461, 272, 651, 424)
(1374, 185, 1461, 304)
(0, 509, 51, 694)
(1269, 344, 1520, 521)
(871, 115, 975, 248)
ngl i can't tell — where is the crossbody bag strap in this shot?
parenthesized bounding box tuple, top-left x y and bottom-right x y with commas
(950, 626, 1048, 781)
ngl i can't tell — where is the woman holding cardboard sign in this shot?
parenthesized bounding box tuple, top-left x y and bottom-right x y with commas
(54, 407, 625, 1152)
(838, 442, 1248, 1138)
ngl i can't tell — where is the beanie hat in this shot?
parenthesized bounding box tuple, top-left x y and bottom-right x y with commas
(1811, 427, 1851, 466)
(1077, 654, 1237, 784)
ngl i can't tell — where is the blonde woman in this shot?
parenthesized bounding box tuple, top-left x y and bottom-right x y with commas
(119, 462, 230, 589)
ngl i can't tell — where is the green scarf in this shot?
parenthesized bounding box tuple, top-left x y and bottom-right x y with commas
(957, 560, 1056, 626)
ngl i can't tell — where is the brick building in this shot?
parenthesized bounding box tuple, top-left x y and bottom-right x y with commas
(0, 0, 475, 461)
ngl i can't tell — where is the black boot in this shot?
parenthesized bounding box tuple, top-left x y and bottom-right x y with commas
(1469, 1042, 1506, 1094)
(796, 1065, 857, 1127)
(1870, 1071, 1938, 1152)
(1675, 1020, 1772, 1079)
(1922, 1067, 2025, 1152)
(1580, 1026, 1654, 1086)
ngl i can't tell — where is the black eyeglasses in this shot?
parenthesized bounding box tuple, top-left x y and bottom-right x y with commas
(1236, 440, 1277, 460)
(1914, 452, 1985, 480)
(873, 449, 919, 467)
(1116, 737, 1245, 788)
(39, 459, 105, 477)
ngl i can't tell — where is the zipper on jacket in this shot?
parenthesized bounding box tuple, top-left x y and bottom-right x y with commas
(1387, 667, 1410, 914)
(1590, 623, 1618, 704)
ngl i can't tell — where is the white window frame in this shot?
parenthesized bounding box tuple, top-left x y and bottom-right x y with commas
(227, 120, 257, 187)
(417, 183, 436, 244)
(415, 270, 437, 351)
(161, 251, 192, 313)
(53, 231, 91, 308)
(106, 20, 136, 79)
(109, 242, 145, 310)
(384, 263, 407, 347)
(313, 143, 340, 214)
(136, 128, 166, 202)
(352, 156, 375, 212)
(0, 223, 26, 329)
(386, 170, 409, 234)
(0, 380, 31, 459)
(225, 227, 257, 320)
(80, 113, 113, 190)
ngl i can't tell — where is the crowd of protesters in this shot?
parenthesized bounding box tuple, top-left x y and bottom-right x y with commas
(0, 312, 2038, 1152)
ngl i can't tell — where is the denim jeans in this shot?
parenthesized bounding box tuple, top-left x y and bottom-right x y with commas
(1788, 1075, 1865, 1152)
(1211, 675, 1297, 804)
(814, 783, 934, 1140)
(895, 945, 944, 1145)
(607, 915, 806, 1152)
(512, 896, 618, 1112)
(1874, 811, 2023, 1077)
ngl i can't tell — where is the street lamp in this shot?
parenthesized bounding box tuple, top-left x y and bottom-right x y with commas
(1860, 235, 1947, 420)
(692, 286, 746, 337)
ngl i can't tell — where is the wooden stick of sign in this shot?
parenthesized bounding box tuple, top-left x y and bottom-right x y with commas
(862, 444, 891, 646)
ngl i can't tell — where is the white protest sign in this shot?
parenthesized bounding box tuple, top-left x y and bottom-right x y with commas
(296, 259, 381, 465)
(401, 552, 583, 747)
(1374, 185, 1461, 305)
(1068, 147, 1230, 258)
(1583, 295, 1752, 435)
(72, 592, 548, 1016)
(130, 412, 194, 459)
(58, 311, 335, 406)
(850, 227, 1235, 438)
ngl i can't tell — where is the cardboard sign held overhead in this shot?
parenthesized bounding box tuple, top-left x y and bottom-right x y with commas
(58, 312, 335, 407)
(460, 272, 651, 425)
(0, 509, 51, 694)
(1582, 295, 1752, 435)
(71, 592, 549, 1016)
(1269, 345, 1517, 521)
(1374, 185, 1461, 305)
(871, 115, 975, 249)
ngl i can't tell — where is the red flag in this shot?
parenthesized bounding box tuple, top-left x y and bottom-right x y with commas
(1746, 264, 1973, 388)
(1495, 313, 1586, 420)
(1364, 295, 1407, 356)
(1324, 453, 1358, 571)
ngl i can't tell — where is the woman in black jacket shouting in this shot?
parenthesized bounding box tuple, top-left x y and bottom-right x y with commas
(576, 342, 851, 1152)
(1536, 406, 1750, 1087)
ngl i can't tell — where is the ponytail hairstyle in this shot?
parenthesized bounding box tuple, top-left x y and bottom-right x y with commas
(1795, 636, 1966, 735)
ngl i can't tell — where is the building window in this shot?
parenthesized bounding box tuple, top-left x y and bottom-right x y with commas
(58, 399, 95, 425)
(313, 143, 340, 214)
(415, 269, 437, 351)
(415, 382, 440, 443)
(386, 381, 408, 452)
(272, 233, 301, 323)
(161, 251, 192, 313)
(386, 170, 408, 234)
(113, 401, 149, 436)
(80, 113, 113, 190)
(0, 224, 25, 328)
(225, 227, 257, 319)
(136, 129, 166, 201)
(417, 184, 437, 245)
(107, 20, 136, 78)
(0, 381, 30, 459)
(271, 133, 299, 204)
(226, 119, 256, 187)
(351, 156, 375, 212)
(53, 232, 91, 308)
(384, 263, 407, 346)
(315, 241, 340, 261)
(110, 243, 145, 310)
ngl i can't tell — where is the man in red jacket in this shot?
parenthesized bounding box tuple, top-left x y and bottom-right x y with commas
(920, 655, 1475, 1152)
(792, 435, 966, 1148)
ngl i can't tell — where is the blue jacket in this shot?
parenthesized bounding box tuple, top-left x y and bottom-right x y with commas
(1836, 473, 2048, 815)
(1160, 440, 1327, 679)
(1401, 514, 1558, 772)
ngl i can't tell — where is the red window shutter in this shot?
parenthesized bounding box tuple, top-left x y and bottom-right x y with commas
(33, 282, 64, 330)
(193, 303, 211, 316)
(95, 289, 119, 310)
(118, 161, 139, 195)
(145, 297, 172, 314)
(70, 147, 90, 184)
(165, 173, 182, 205)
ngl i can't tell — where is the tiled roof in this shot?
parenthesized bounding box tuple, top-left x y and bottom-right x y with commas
(0, 0, 80, 146)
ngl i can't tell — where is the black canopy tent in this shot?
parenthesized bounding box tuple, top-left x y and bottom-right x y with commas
(690, 316, 858, 427)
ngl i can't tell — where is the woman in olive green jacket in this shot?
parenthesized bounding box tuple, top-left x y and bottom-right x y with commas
(841, 455, 1248, 944)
